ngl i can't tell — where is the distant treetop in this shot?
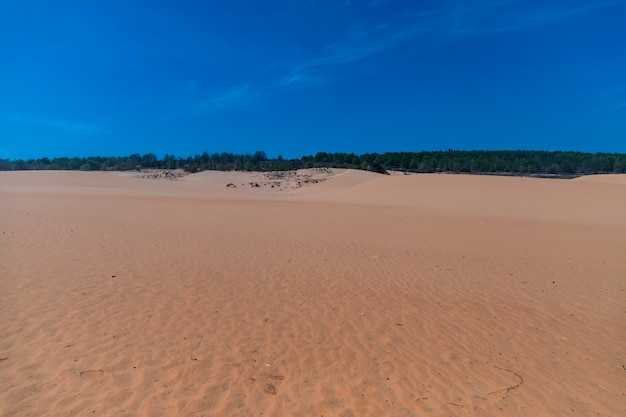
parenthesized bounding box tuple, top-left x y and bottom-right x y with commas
(2, 150, 625, 176)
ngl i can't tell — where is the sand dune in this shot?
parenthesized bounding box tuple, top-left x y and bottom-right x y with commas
(1, 170, 625, 416)
(573, 173, 626, 184)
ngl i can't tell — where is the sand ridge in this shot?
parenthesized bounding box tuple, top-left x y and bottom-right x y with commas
(1, 170, 625, 416)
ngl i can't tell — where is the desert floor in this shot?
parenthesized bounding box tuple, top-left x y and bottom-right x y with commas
(1, 169, 625, 416)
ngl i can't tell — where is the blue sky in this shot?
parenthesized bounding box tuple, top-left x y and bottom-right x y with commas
(1, 0, 625, 159)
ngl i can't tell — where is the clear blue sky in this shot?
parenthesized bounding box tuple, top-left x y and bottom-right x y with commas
(2, 0, 625, 159)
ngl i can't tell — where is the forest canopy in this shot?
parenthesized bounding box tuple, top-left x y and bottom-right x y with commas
(2, 150, 626, 176)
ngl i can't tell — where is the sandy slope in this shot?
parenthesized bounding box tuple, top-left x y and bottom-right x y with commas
(572, 173, 626, 184)
(1, 170, 624, 417)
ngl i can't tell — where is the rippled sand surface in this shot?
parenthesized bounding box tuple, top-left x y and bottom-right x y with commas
(1, 170, 625, 416)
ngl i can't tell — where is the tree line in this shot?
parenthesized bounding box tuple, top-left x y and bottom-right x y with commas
(2, 150, 626, 176)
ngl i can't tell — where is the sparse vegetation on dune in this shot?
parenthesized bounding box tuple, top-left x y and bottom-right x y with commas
(2, 149, 626, 176)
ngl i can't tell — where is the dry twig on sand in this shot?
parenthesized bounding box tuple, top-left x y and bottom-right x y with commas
(486, 366, 524, 395)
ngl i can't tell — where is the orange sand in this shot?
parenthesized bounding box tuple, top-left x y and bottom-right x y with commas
(1, 170, 625, 416)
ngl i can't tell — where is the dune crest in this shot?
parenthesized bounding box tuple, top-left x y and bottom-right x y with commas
(573, 173, 626, 184)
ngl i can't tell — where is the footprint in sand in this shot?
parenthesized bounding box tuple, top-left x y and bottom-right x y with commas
(80, 370, 104, 379)
(263, 374, 285, 395)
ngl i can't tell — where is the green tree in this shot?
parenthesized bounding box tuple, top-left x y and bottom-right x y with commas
(614, 156, 626, 173)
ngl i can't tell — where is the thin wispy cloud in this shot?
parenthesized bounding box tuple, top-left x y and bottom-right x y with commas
(210, 85, 252, 108)
(174, 0, 624, 117)
(186, 84, 257, 113)
(450, 0, 622, 34)
(275, 13, 432, 84)
(276, 72, 326, 89)
(1, 112, 101, 135)
(269, 0, 623, 99)
(177, 15, 426, 113)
